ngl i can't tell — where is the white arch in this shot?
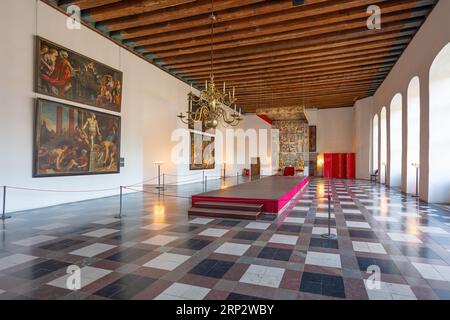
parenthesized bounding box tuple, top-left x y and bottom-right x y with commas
(390, 94, 403, 187)
(407, 77, 420, 195)
(380, 107, 387, 184)
(372, 114, 379, 175)
(429, 43, 450, 203)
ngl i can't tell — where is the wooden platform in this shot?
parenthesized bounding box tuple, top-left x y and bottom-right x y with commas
(189, 176, 309, 219)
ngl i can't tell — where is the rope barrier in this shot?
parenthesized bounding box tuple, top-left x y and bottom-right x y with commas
(1, 173, 326, 220)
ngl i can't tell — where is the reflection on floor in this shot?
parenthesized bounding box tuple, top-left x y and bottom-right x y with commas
(1, 178, 450, 300)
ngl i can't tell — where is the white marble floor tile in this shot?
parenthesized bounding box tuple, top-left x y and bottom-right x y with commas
(12, 235, 57, 246)
(388, 233, 422, 244)
(198, 228, 229, 237)
(352, 241, 387, 254)
(143, 253, 190, 271)
(312, 227, 337, 235)
(142, 235, 179, 246)
(305, 251, 341, 268)
(155, 283, 210, 300)
(82, 228, 118, 238)
(189, 218, 215, 225)
(34, 223, 69, 231)
(214, 242, 251, 256)
(69, 243, 116, 257)
(239, 264, 285, 288)
(0, 254, 38, 271)
(418, 226, 450, 235)
(92, 218, 121, 225)
(346, 221, 371, 229)
(283, 217, 305, 224)
(245, 222, 271, 230)
(269, 234, 298, 245)
(141, 223, 170, 230)
(47, 266, 112, 289)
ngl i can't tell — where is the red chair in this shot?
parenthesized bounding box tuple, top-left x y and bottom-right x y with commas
(283, 167, 295, 176)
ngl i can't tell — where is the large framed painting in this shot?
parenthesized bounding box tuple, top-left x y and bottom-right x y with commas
(33, 98, 121, 177)
(189, 133, 215, 170)
(309, 125, 317, 153)
(36, 37, 123, 112)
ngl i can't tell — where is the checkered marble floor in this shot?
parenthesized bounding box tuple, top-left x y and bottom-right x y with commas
(1, 178, 450, 300)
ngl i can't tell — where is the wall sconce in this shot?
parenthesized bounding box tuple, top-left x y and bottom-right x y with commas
(317, 156, 324, 177)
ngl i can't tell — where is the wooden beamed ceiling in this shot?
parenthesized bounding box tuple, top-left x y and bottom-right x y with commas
(49, 0, 437, 112)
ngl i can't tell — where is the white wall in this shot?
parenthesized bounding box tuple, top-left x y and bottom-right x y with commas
(306, 107, 354, 154)
(353, 97, 373, 180)
(0, 0, 272, 212)
(352, 0, 450, 202)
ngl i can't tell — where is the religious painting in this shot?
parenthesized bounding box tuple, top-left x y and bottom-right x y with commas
(187, 93, 216, 135)
(189, 133, 215, 170)
(36, 37, 123, 112)
(33, 99, 121, 177)
(309, 125, 317, 153)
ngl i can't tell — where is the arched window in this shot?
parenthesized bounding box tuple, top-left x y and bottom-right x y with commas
(429, 43, 450, 203)
(407, 77, 420, 195)
(380, 107, 387, 184)
(372, 114, 379, 174)
(390, 94, 403, 187)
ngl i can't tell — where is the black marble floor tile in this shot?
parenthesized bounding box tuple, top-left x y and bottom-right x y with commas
(177, 238, 212, 250)
(39, 239, 84, 251)
(227, 292, 269, 300)
(106, 248, 149, 263)
(257, 246, 292, 261)
(398, 245, 440, 260)
(189, 259, 234, 279)
(349, 230, 377, 239)
(94, 274, 156, 300)
(300, 272, 345, 298)
(309, 238, 339, 249)
(233, 231, 261, 241)
(277, 225, 302, 233)
(217, 220, 241, 227)
(13, 260, 71, 280)
(356, 257, 401, 275)
(169, 225, 199, 233)
(314, 219, 336, 226)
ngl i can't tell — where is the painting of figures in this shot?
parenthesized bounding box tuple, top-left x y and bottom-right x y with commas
(34, 99, 121, 177)
(36, 37, 122, 112)
(309, 126, 317, 153)
(190, 133, 215, 170)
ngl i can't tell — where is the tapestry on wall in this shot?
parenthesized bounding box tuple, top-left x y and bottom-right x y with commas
(309, 125, 317, 153)
(272, 120, 309, 169)
(34, 99, 121, 177)
(36, 37, 123, 112)
(189, 133, 215, 171)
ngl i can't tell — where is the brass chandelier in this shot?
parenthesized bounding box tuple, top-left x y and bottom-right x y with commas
(177, 0, 243, 129)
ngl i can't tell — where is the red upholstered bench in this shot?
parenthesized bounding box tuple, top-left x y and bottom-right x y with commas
(283, 167, 295, 176)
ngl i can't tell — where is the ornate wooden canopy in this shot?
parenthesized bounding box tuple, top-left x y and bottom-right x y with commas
(44, 0, 437, 112)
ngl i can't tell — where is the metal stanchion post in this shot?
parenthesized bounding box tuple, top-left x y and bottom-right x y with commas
(413, 165, 419, 198)
(321, 191, 336, 240)
(115, 186, 126, 219)
(236, 172, 239, 184)
(162, 174, 165, 193)
(205, 176, 208, 192)
(2, 186, 11, 221)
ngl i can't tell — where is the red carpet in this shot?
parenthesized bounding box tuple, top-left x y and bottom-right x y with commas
(192, 176, 309, 213)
